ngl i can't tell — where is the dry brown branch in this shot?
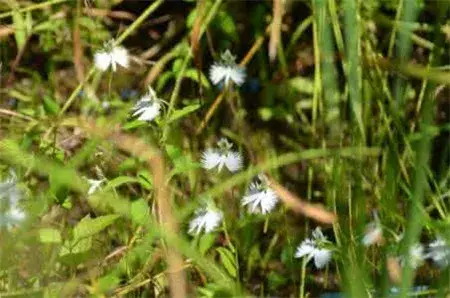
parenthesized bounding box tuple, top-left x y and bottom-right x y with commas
(269, 0, 283, 62)
(83, 8, 136, 20)
(0, 26, 14, 39)
(266, 176, 337, 224)
(386, 256, 402, 285)
(80, 119, 187, 298)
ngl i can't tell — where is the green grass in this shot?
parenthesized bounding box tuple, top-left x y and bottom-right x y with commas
(0, 0, 449, 297)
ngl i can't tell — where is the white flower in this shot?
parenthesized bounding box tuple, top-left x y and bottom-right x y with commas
(86, 178, 105, 195)
(399, 243, 425, 269)
(425, 237, 450, 268)
(362, 222, 383, 247)
(295, 227, 332, 269)
(242, 176, 278, 214)
(209, 50, 246, 87)
(7, 206, 26, 222)
(362, 211, 383, 247)
(201, 138, 242, 173)
(132, 87, 161, 122)
(94, 41, 129, 72)
(0, 169, 22, 205)
(188, 208, 223, 235)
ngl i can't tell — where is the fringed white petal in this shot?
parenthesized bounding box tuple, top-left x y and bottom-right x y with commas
(111, 46, 129, 68)
(224, 151, 242, 172)
(295, 239, 315, 258)
(313, 249, 332, 269)
(201, 149, 222, 170)
(188, 209, 223, 235)
(94, 51, 112, 71)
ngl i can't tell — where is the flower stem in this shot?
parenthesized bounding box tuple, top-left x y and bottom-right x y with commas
(299, 258, 307, 298)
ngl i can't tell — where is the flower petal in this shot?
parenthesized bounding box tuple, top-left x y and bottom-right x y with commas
(224, 151, 242, 172)
(112, 46, 129, 68)
(295, 239, 316, 258)
(201, 149, 222, 170)
(94, 51, 112, 71)
(313, 249, 332, 269)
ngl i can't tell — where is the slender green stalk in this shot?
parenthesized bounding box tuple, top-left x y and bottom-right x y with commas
(343, 0, 365, 140)
(161, 52, 191, 142)
(199, 0, 224, 38)
(200, 147, 380, 198)
(58, 68, 95, 117)
(311, 4, 321, 135)
(399, 2, 448, 295)
(313, 0, 340, 138)
(0, 0, 69, 19)
(394, 0, 420, 107)
(299, 258, 307, 298)
(286, 16, 313, 56)
(115, 0, 165, 45)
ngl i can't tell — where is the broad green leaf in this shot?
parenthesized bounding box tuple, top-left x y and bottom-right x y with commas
(216, 247, 237, 278)
(137, 170, 153, 190)
(39, 228, 62, 244)
(97, 272, 121, 293)
(70, 237, 92, 254)
(218, 11, 237, 39)
(88, 192, 131, 217)
(165, 144, 200, 179)
(123, 119, 148, 131)
(43, 95, 61, 115)
(12, 10, 26, 50)
(156, 71, 174, 91)
(199, 233, 217, 255)
(73, 214, 120, 241)
(131, 199, 149, 225)
(172, 58, 184, 73)
(167, 103, 201, 123)
(61, 214, 120, 255)
(104, 176, 140, 190)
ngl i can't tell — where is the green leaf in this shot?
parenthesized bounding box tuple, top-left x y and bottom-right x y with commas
(183, 69, 211, 89)
(43, 95, 61, 115)
(167, 103, 201, 123)
(73, 214, 120, 241)
(131, 199, 149, 225)
(39, 228, 62, 244)
(137, 170, 153, 190)
(216, 247, 237, 278)
(287, 77, 314, 94)
(123, 119, 148, 131)
(218, 11, 237, 39)
(12, 10, 26, 50)
(165, 144, 200, 179)
(156, 72, 175, 91)
(172, 58, 184, 73)
(198, 233, 217, 255)
(62, 214, 120, 255)
(104, 176, 140, 190)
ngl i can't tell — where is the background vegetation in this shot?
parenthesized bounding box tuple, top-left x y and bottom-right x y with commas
(0, 0, 449, 297)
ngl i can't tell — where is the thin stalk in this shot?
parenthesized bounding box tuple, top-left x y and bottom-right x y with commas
(115, 0, 165, 44)
(161, 52, 191, 142)
(0, 0, 69, 19)
(299, 258, 307, 298)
